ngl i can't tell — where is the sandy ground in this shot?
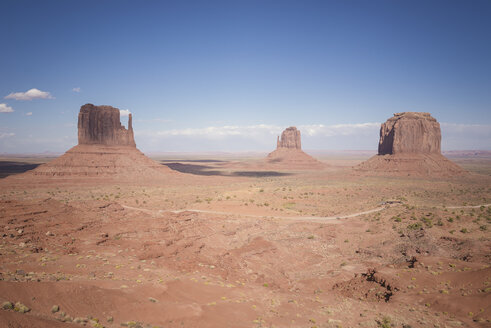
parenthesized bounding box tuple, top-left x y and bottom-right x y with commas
(0, 154, 490, 328)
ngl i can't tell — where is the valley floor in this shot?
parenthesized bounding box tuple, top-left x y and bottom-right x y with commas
(0, 154, 490, 328)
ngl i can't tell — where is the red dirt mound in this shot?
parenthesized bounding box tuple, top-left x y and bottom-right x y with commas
(266, 148, 326, 169)
(355, 153, 465, 177)
(15, 144, 174, 179)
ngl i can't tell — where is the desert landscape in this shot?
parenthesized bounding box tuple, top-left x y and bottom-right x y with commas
(2, 2, 490, 327)
(0, 105, 489, 328)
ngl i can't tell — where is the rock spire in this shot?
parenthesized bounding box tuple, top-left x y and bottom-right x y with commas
(276, 127, 301, 150)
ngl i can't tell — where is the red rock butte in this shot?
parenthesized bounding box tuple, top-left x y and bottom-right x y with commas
(276, 126, 302, 150)
(78, 104, 136, 147)
(266, 127, 325, 169)
(356, 112, 465, 176)
(11, 104, 173, 181)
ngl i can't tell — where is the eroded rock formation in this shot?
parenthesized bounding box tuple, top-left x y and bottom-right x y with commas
(16, 104, 174, 180)
(378, 112, 440, 155)
(267, 127, 324, 169)
(277, 127, 301, 150)
(78, 104, 135, 147)
(356, 112, 465, 177)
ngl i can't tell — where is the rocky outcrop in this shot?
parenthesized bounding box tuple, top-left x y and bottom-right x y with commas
(378, 112, 440, 155)
(277, 127, 301, 150)
(356, 112, 465, 177)
(267, 127, 324, 169)
(78, 104, 135, 147)
(13, 104, 174, 180)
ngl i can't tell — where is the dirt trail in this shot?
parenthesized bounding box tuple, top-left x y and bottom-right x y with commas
(122, 204, 390, 221)
(122, 203, 491, 222)
(444, 203, 491, 209)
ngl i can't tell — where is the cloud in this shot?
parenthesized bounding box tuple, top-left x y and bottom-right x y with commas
(134, 122, 382, 152)
(25, 112, 33, 116)
(120, 109, 131, 116)
(5, 88, 54, 101)
(154, 124, 281, 138)
(440, 122, 491, 150)
(0, 103, 14, 113)
(0, 132, 15, 139)
(72, 87, 81, 93)
(151, 123, 380, 138)
(440, 122, 491, 135)
(298, 123, 380, 137)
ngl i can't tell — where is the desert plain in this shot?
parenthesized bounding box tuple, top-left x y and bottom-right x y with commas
(0, 149, 490, 328)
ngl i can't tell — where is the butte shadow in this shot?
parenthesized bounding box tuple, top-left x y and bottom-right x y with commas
(0, 161, 42, 178)
(162, 162, 291, 177)
(354, 112, 466, 177)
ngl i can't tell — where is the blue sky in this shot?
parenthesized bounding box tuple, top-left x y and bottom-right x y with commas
(1, 0, 490, 153)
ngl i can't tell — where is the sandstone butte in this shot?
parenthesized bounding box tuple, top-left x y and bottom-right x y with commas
(12, 104, 173, 180)
(78, 103, 136, 147)
(266, 127, 325, 169)
(356, 112, 465, 176)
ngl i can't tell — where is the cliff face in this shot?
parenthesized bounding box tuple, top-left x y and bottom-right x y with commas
(78, 104, 135, 147)
(277, 127, 301, 150)
(378, 112, 441, 155)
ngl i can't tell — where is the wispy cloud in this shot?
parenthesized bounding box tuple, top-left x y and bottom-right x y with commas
(154, 124, 281, 138)
(298, 123, 380, 137)
(0, 103, 14, 113)
(440, 122, 491, 150)
(72, 87, 81, 93)
(5, 88, 54, 101)
(25, 112, 33, 116)
(0, 132, 15, 139)
(135, 123, 382, 152)
(151, 123, 380, 138)
(441, 122, 491, 135)
(120, 109, 131, 117)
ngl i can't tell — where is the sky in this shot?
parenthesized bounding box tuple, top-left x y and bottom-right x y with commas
(1, 0, 490, 153)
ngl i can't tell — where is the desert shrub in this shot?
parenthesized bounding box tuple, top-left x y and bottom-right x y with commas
(378, 316, 392, 328)
(407, 222, 422, 230)
(421, 217, 433, 228)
